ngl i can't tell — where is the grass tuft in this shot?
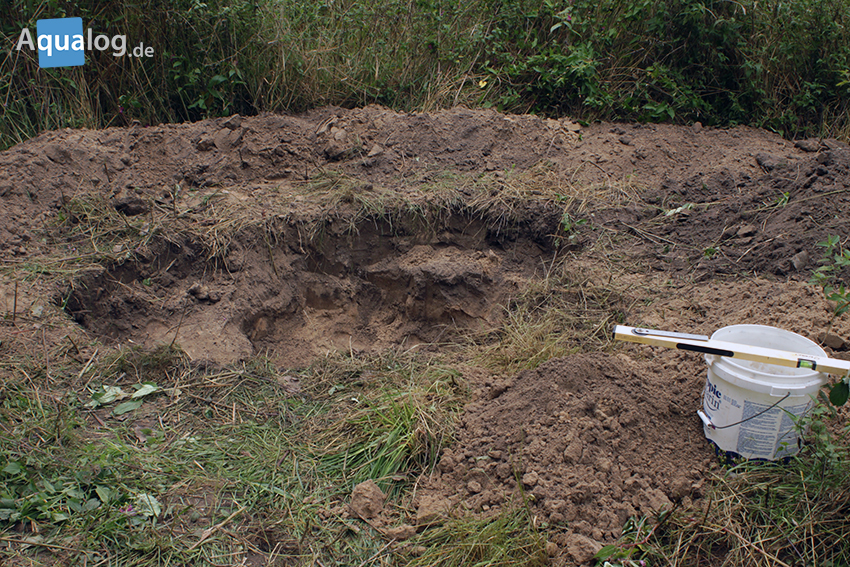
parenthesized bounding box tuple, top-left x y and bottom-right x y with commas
(473, 259, 625, 372)
(406, 502, 548, 567)
(304, 351, 465, 496)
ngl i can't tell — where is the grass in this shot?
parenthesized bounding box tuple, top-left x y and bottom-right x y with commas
(472, 256, 628, 372)
(0, 343, 469, 565)
(5, 0, 850, 151)
(660, 455, 850, 566)
(291, 158, 643, 250)
(407, 501, 548, 567)
(311, 361, 463, 497)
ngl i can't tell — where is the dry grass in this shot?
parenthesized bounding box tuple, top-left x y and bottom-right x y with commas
(467, 161, 642, 235)
(468, 257, 628, 373)
(607, 429, 850, 567)
(406, 500, 548, 567)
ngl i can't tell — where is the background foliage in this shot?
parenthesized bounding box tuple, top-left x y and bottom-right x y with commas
(2, 0, 850, 147)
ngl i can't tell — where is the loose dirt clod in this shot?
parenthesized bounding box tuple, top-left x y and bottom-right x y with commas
(384, 524, 417, 540)
(562, 532, 603, 564)
(415, 494, 451, 526)
(350, 480, 385, 520)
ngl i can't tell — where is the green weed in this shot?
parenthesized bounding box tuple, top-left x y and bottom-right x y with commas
(305, 352, 464, 497)
(0, 344, 475, 565)
(809, 235, 850, 405)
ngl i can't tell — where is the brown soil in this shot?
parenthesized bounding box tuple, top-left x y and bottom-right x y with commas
(2, 105, 850, 565)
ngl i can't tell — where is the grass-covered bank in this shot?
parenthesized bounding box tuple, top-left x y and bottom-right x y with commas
(3, 0, 850, 150)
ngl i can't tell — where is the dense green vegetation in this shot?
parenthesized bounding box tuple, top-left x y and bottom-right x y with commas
(2, 0, 850, 149)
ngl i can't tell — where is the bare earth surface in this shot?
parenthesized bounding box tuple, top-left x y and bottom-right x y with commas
(2, 105, 850, 564)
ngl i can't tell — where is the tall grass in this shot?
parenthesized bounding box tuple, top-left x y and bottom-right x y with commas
(484, 0, 850, 138)
(3, 0, 850, 150)
(259, 0, 491, 111)
(0, 342, 467, 565)
(1, 0, 265, 146)
(408, 502, 548, 567)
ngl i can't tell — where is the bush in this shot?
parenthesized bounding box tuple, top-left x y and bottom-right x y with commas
(481, 0, 850, 136)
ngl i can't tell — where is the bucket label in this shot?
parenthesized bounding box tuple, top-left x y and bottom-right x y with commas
(705, 379, 722, 411)
(735, 400, 811, 459)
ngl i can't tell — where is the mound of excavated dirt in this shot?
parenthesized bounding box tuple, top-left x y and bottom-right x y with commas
(415, 275, 850, 565)
(597, 137, 850, 280)
(3, 104, 844, 276)
(419, 353, 708, 556)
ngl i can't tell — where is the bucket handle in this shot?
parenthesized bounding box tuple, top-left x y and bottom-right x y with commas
(698, 392, 790, 430)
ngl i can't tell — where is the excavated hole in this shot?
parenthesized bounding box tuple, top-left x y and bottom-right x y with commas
(64, 214, 560, 366)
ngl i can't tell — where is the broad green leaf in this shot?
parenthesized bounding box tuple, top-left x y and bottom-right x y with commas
(3, 462, 23, 475)
(829, 381, 849, 406)
(134, 493, 162, 518)
(95, 485, 114, 504)
(87, 385, 128, 407)
(132, 383, 159, 399)
(65, 488, 84, 500)
(113, 400, 143, 415)
(594, 544, 619, 560)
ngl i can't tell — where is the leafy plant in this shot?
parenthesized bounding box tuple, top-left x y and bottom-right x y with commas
(5, 0, 850, 149)
(86, 382, 160, 415)
(0, 460, 132, 525)
(809, 235, 850, 405)
(555, 210, 587, 247)
(596, 511, 669, 565)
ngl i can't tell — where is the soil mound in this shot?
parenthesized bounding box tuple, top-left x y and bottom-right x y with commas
(0, 104, 826, 269)
(422, 353, 708, 543)
(616, 139, 850, 279)
(4, 105, 846, 365)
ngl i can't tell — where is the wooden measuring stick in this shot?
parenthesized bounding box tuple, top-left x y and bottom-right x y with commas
(613, 325, 850, 377)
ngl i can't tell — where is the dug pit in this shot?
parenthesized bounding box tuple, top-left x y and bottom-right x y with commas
(63, 210, 562, 366)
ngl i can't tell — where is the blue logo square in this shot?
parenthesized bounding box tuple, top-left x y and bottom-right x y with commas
(36, 18, 85, 68)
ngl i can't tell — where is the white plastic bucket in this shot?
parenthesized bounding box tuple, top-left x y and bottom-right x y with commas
(700, 325, 827, 460)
